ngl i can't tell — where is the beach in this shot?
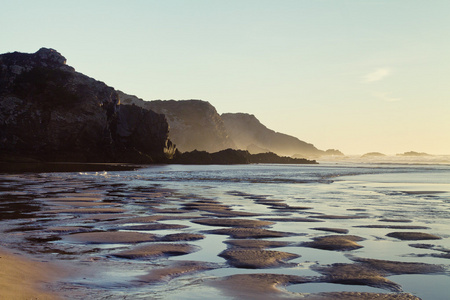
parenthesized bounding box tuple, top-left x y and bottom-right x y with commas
(0, 163, 449, 299)
(0, 247, 62, 299)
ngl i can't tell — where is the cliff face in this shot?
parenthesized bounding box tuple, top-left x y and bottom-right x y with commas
(0, 48, 175, 163)
(119, 91, 324, 157)
(221, 113, 323, 157)
(119, 92, 235, 153)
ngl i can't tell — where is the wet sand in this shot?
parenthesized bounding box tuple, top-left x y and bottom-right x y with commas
(0, 247, 62, 299)
(0, 168, 448, 299)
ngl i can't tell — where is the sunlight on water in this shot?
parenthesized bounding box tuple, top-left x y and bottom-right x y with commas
(0, 162, 449, 299)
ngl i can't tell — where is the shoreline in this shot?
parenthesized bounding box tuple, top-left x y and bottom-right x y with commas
(0, 247, 64, 299)
(0, 162, 143, 173)
(0, 164, 448, 299)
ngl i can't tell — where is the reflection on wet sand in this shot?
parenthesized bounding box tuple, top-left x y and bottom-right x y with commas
(0, 164, 449, 299)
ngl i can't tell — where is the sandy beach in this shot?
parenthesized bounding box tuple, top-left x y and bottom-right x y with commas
(0, 164, 449, 299)
(0, 247, 62, 299)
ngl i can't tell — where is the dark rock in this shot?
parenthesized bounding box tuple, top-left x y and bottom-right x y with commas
(173, 149, 249, 164)
(114, 104, 176, 162)
(0, 48, 175, 163)
(173, 148, 317, 165)
(249, 151, 317, 164)
(118, 92, 235, 153)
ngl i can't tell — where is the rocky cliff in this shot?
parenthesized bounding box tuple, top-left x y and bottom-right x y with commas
(118, 92, 235, 153)
(119, 93, 328, 157)
(0, 48, 175, 163)
(221, 113, 323, 157)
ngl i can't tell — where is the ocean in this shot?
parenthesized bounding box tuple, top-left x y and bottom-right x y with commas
(1, 161, 449, 299)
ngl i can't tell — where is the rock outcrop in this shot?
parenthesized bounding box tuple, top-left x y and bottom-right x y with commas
(120, 93, 329, 158)
(173, 149, 317, 165)
(0, 48, 175, 163)
(221, 113, 323, 157)
(119, 92, 235, 153)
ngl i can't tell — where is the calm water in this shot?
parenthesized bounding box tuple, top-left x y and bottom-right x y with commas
(1, 162, 449, 299)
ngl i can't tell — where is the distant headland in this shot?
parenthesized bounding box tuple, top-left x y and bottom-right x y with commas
(0, 48, 323, 166)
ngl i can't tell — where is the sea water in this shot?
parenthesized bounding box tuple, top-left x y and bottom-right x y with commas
(1, 161, 449, 299)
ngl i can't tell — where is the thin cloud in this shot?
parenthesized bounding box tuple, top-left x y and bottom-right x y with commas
(374, 92, 401, 102)
(363, 68, 391, 82)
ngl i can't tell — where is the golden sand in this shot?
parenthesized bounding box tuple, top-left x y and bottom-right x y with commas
(0, 248, 63, 300)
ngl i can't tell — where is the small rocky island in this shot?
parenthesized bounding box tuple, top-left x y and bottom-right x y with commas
(361, 152, 386, 158)
(0, 48, 316, 166)
(397, 151, 431, 157)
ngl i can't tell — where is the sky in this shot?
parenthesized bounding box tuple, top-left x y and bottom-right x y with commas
(1, 0, 449, 155)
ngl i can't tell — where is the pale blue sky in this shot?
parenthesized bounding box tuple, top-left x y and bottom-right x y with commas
(2, 0, 449, 154)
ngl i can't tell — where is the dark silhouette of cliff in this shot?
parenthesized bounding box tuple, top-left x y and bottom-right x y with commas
(120, 94, 330, 158)
(118, 92, 235, 153)
(173, 149, 317, 165)
(0, 48, 176, 163)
